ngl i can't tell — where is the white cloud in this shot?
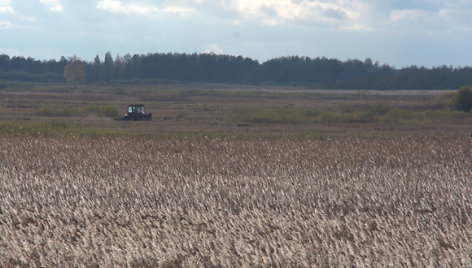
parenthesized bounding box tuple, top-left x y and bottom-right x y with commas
(0, 20, 12, 29)
(390, 9, 430, 23)
(220, 0, 368, 26)
(0, 47, 22, 56)
(0, 0, 13, 13)
(437, 7, 472, 30)
(162, 6, 196, 16)
(202, 43, 224, 54)
(0, 20, 34, 30)
(338, 23, 374, 31)
(96, 0, 196, 17)
(384, 3, 472, 32)
(3, 0, 472, 67)
(40, 0, 63, 12)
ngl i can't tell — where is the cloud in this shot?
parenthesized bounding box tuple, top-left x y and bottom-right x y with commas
(91, 0, 471, 33)
(202, 43, 224, 54)
(40, 0, 63, 12)
(337, 23, 374, 31)
(0, 20, 12, 29)
(2, 0, 472, 67)
(0, 0, 13, 13)
(390, 9, 430, 23)
(219, 0, 369, 27)
(0, 47, 22, 56)
(382, 2, 472, 32)
(437, 6, 472, 30)
(96, 0, 196, 17)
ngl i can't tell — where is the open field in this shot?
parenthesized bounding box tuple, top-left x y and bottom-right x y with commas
(0, 84, 471, 266)
(0, 83, 470, 137)
(0, 135, 471, 266)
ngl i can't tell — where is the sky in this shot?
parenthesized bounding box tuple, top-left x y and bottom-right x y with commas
(1, 0, 472, 68)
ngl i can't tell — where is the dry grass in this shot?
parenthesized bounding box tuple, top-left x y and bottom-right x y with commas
(2, 85, 471, 137)
(0, 135, 471, 267)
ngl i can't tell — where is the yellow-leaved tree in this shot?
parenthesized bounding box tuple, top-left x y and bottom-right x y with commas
(64, 56, 86, 88)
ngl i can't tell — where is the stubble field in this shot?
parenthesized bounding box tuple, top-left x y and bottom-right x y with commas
(1, 135, 470, 267)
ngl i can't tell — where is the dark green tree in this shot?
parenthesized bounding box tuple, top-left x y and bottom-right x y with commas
(456, 86, 472, 112)
(102, 51, 113, 81)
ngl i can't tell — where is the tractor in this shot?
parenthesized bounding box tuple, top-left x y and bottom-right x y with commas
(121, 104, 152, 121)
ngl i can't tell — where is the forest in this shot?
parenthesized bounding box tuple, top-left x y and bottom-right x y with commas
(1, 52, 472, 90)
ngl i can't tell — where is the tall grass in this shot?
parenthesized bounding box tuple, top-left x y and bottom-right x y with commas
(0, 136, 470, 267)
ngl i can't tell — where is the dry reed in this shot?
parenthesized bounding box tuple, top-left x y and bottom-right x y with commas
(0, 135, 470, 267)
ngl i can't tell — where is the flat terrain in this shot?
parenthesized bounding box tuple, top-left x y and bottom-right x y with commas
(0, 84, 471, 266)
(0, 83, 470, 137)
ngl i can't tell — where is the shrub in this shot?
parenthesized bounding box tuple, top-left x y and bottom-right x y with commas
(455, 86, 472, 112)
(428, 92, 457, 110)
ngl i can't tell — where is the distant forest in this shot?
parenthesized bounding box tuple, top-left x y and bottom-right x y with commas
(1, 52, 472, 89)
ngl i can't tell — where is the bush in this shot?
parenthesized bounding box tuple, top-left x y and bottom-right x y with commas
(428, 92, 457, 110)
(456, 86, 472, 112)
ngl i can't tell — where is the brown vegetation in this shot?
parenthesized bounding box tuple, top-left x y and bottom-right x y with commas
(0, 135, 470, 266)
(0, 85, 471, 137)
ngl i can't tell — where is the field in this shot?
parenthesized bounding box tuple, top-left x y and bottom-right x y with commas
(0, 84, 471, 266)
(0, 83, 470, 137)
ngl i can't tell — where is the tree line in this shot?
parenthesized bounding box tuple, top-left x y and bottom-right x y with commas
(1, 52, 472, 90)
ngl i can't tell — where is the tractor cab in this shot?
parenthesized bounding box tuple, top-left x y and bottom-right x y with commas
(122, 104, 152, 121)
(128, 104, 146, 115)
